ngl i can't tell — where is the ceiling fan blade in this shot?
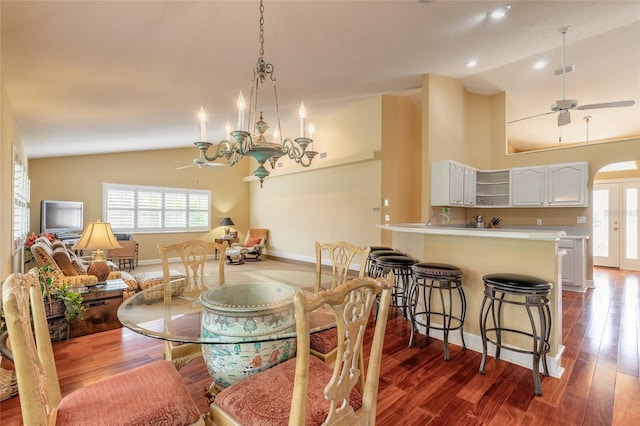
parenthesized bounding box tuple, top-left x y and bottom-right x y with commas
(576, 100, 636, 110)
(507, 111, 555, 124)
(558, 110, 571, 126)
(176, 164, 194, 170)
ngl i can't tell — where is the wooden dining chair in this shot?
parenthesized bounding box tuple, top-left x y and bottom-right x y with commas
(311, 241, 371, 391)
(157, 239, 227, 370)
(209, 272, 394, 425)
(314, 241, 371, 293)
(2, 268, 205, 425)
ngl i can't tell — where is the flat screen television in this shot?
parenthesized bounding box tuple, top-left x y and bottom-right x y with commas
(40, 200, 84, 237)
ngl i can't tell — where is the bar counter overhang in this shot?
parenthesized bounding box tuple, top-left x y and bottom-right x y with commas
(378, 223, 567, 379)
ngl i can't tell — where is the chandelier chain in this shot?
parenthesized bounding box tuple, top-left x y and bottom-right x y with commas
(259, 0, 265, 59)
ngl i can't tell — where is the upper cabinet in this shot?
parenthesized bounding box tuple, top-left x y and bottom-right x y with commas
(510, 166, 546, 206)
(432, 161, 588, 208)
(510, 162, 588, 207)
(546, 162, 588, 207)
(431, 160, 475, 206)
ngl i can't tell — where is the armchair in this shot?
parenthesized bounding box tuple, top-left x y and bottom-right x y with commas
(225, 228, 268, 264)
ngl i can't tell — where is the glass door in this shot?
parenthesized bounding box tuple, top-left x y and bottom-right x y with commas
(621, 182, 639, 271)
(594, 180, 640, 271)
(593, 182, 620, 267)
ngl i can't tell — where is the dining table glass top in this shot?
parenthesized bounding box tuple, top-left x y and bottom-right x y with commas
(117, 269, 334, 345)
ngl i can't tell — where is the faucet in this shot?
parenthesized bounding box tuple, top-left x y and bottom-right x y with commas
(426, 213, 450, 226)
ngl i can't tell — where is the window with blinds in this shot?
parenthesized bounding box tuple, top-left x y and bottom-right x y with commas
(103, 183, 211, 233)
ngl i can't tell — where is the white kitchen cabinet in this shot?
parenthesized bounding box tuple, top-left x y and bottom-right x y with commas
(432, 160, 587, 208)
(547, 162, 588, 207)
(431, 160, 475, 206)
(510, 162, 588, 207)
(510, 166, 545, 206)
(463, 167, 476, 206)
(559, 237, 587, 292)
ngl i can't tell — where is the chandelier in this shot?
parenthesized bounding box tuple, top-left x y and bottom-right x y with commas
(194, 0, 317, 187)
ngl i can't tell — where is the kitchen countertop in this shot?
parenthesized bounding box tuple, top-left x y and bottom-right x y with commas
(379, 223, 567, 241)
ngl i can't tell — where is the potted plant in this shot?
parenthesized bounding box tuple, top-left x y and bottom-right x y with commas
(39, 264, 85, 322)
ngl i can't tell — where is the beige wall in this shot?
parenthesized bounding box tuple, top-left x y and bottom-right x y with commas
(1, 83, 28, 276)
(248, 97, 386, 262)
(380, 95, 422, 246)
(29, 148, 249, 262)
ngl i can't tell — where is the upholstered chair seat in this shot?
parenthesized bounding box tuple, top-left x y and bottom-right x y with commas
(214, 356, 362, 425)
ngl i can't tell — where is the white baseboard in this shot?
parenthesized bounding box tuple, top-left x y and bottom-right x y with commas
(413, 325, 565, 379)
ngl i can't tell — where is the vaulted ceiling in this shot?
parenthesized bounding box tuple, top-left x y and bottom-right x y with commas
(2, 1, 639, 159)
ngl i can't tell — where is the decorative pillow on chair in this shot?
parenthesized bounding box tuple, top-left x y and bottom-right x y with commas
(52, 248, 79, 277)
(245, 237, 263, 247)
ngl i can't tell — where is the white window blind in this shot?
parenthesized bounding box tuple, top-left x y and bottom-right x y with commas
(103, 183, 211, 233)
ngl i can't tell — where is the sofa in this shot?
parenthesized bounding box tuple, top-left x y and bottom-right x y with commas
(30, 238, 138, 298)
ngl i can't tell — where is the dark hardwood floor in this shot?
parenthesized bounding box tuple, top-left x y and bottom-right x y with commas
(1, 267, 639, 425)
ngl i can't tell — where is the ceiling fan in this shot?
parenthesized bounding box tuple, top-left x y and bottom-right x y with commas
(509, 26, 635, 127)
(174, 157, 224, 171)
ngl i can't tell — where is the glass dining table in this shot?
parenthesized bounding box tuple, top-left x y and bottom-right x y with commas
(117, 269, 335, 391)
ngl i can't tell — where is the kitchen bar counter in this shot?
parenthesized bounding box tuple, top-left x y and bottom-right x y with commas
(381, 223, 567, 240)
(378, 222, 566, 379)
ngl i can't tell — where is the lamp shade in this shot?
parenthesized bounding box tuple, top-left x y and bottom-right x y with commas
(73, 220, 121, 256)
(220, 217, 235, 227)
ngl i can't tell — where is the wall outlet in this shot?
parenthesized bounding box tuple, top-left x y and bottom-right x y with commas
(384, 214, 390, 222)
(383, 199, 389, 207)
(577, 216, 587, 224)
(536, 218, 543, 226)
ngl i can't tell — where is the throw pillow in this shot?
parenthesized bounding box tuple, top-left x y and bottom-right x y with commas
(245, 237, 263, 247)
(52, 248, 79, 277)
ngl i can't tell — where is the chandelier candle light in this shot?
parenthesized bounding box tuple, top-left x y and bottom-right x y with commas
(194, 0, 317, 187)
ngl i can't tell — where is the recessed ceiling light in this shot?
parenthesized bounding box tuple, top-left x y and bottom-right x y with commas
(534, 60, 548, 70)
(466, 59, 478, 68)
(490, 4, 511, 19)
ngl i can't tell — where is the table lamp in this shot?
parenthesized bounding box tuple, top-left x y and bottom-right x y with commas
(72, 219, 122, 282)
(220, 217, 235, 237)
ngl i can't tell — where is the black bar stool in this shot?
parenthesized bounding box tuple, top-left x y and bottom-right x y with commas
(374, 255, 417, 319)
(367, 249, 402, 278)
(409, 263, 466, 360)
(479, 273, 552, 396)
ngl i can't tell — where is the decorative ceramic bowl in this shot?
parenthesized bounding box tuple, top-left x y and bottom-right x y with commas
(199, 281, 297, 392)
